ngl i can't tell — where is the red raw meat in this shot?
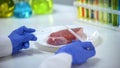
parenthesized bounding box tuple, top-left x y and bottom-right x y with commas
(47, 27, 87, 45)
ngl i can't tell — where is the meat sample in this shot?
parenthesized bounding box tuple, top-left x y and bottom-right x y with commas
(47, 37, 68, 45)
(47, 27, 87, 45)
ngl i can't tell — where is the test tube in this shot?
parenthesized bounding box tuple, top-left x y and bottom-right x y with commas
(88, 0, 95, 20)
(84, 0, 89, 19)
(111, 0, 119, 26)
(77, 0, 85, 19)
(103, 0, 109, 24)
(77, 0, 83, 19)
(108, 0, 112, 24)
(94, 0, 98, 21)
(98, 0, 103, 23)
(81, 0, 85, 19)
(118, 0, 120, 26)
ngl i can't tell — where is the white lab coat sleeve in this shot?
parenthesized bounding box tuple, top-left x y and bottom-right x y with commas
(39, 53, 72, 68)
(0, 36, 12, 57)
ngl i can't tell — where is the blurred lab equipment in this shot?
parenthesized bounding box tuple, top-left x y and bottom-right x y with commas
(29, 0, 53, 14)
(0, 0, 14, 18)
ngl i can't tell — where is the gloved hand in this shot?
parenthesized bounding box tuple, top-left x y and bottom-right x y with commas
(8, 26, 37, 54)
(56, 40, 96, 65)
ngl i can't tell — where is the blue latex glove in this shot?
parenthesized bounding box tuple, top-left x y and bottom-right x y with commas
(8, 26, 37, 54)
(56, 40, 96, 65)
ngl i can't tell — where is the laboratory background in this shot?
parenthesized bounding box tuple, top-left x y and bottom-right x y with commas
(0, 0, 120, 68)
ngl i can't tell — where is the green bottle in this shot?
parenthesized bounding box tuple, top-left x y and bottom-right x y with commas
(29, 0, 53, 14)
(111, 0, 118, 26)
(0, 0, 14, 18)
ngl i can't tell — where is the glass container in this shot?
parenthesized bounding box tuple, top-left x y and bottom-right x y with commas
(0, 0, 14, 18)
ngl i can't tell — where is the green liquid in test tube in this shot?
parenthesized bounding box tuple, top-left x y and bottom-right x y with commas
(118, 0, 120, 26)
(98, 0, 103, 23)
(85, 0, 89, 19)
(29, 0, 53, 14)
(108, 0, 112, 24)
(103, 0, 109, 24)
(0, 0, 14, 17)
(111, 0, 118, 26)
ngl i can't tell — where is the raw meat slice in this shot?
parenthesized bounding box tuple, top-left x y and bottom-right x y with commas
(47, 37, 68, 45)
(47, 27, 87, 45)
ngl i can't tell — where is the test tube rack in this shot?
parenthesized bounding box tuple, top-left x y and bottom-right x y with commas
(74, 1, 120, 32)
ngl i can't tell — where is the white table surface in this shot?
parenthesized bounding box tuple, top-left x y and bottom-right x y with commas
(0, 4, 120, 68)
